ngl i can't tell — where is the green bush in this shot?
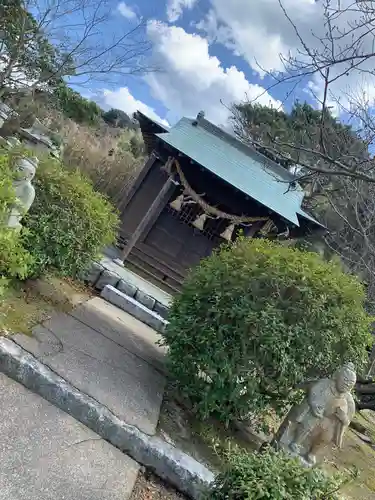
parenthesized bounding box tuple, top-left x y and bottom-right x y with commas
(163, 238, 372, 423)
(207, 448, 343, 499)
(0, 227, 33, 280)
(53, 83, 102, 126)
(0, 150, 34, 297)
(22, 155, 119, 277)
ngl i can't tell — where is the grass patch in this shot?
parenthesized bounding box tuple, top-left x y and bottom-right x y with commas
(0, 274, 91, 336)
(0, 282, 55, 335)
(327, 411, 375, 499)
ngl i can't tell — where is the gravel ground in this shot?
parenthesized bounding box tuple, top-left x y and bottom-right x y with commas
(130, 470, 188, 500)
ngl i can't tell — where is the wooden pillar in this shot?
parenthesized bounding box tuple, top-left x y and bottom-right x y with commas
(120, 157, 175, 262)
(120, 152, 157, 214)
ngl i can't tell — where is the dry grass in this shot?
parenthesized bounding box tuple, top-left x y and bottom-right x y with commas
(21, 102, 144, 212)
(60, 119, 143, 211)
(327, 412, 375, 500)
(130, 471, 187, 500)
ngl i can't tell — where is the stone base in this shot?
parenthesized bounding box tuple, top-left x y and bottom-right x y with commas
(232, 420, 270, 450)
(101, 285, 169, 334)
(82, 261, 171, 322)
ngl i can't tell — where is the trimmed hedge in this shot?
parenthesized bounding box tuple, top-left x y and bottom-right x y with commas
(163, 238, 372, 423)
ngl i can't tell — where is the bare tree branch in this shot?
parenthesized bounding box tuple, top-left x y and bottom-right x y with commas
(0, 0, 155, 96)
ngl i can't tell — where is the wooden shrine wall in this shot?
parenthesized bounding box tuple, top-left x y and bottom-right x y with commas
(119, 156, 167, 244)
(118, 155, 220, 292)
(118, 150, 283, 293)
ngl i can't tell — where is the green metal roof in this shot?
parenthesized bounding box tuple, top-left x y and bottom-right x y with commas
(156, 117, 321, 227)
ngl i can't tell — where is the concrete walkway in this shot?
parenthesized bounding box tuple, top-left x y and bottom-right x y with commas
(0, 296, 216, 500)
(14, 297, 167, 435)
(0, 372, 139, 500)
(1, 296, 169, 499)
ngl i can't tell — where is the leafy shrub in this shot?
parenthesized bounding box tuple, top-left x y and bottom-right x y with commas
(163, 238, 372, 423)
(207, 448, 343, 500)
(22, 155, 119, 277)
(0, 227, 33, 281)
(0, 148, 18, 223)
(0, 150, 34, 296)
(53, 83, 102, 126)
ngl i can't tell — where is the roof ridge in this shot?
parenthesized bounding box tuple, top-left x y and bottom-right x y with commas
(187, 117, 296, 182)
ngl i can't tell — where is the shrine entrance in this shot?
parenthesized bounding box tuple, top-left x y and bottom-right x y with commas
(143, 203, 224, 270)
(117, 111, 324, 294)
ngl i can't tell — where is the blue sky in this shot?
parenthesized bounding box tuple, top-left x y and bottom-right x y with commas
(68, 0, 373, 128)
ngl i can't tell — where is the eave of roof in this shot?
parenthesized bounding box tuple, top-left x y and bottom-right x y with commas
(297, 209, 326, 230)
(139, 111, 323, 229)
(136, 111, 169, 133)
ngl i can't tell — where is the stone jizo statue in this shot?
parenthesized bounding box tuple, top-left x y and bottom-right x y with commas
(7, 156, 38, 231)
(274, 363, 356, 466)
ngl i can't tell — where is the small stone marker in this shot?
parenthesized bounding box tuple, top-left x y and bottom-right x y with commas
(83, 261, 105, 286)
(135, 290, 156, 310)
(117, 279, 137, 298)
(154, 302, 170, 320)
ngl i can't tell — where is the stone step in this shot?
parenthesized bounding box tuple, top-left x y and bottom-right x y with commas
(83, 261, 171, 321)
(101, 285, 169, 334)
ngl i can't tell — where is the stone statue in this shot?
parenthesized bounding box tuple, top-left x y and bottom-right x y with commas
(7, 156, 38, 231)
(274, 363, 356, 466)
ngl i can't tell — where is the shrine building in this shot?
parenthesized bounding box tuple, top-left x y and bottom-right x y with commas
(117, 110, 324, 294)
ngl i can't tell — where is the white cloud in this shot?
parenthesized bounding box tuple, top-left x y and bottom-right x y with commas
(101, 87, 169, 127)
(166, 0, 197, 22)
(117, 2, 137, 20)
(145, 21, 281, 125)
(196, 0, 375, 115)
(196, 0, 318, 77)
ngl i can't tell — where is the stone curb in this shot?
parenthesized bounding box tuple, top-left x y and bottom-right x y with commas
(101, 285, 168, 334)
(0, 337, 214, 499)
(83, 261, 171, 320)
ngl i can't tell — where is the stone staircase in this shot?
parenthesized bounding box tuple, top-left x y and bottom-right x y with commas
(83, 253, 172, 334)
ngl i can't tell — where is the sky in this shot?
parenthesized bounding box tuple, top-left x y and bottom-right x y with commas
(71, 0, 375, 128)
